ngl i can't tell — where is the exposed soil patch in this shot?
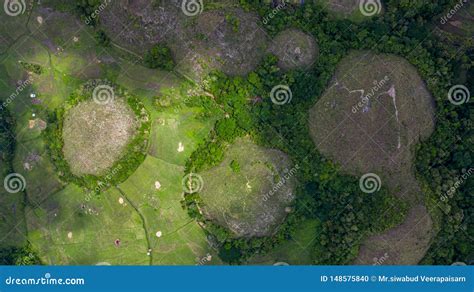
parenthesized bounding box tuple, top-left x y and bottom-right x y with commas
(268, 28, 318, 71)
(62, 99, 138, 176)
(309, 51, 436, 264)
(199, 138, 296, 238)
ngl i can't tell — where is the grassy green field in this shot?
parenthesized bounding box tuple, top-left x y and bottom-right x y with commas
(0, 3, 220, 265)
(117, 156, 216, 265)
(26, 184, 149, 265)
(148, 106, 219, 166)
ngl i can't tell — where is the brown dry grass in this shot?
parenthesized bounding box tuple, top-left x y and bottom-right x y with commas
(100, 1, 268, 79)
(62, 99, 138, 176)
(268, 28, 318, 71)
(199, 138, 296, 238)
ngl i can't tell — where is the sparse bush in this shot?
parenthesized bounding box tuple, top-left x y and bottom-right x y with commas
(19, 61, 43, 75)
(95, 29, 111, 47)
(143, 44, 175, 71)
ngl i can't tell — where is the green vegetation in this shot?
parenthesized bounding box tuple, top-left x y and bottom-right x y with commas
(225, 13, 241, 32)
(0, 0, 471, 266)
(0, 108, 15, 173)
(247, 219, 321, 265)
(230, 160, 240, 173)
(237, 0, 472, 264)
(182, 58, 405, 263)
(19, 61, 43, 75)
(95, 29, 111, 47)
(0, 245, 41, 265)
(144, 44, 175, 71)
(75, 0, 104, 26)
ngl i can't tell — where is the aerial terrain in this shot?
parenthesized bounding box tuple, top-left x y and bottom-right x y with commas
(0, 0, 472, 266)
